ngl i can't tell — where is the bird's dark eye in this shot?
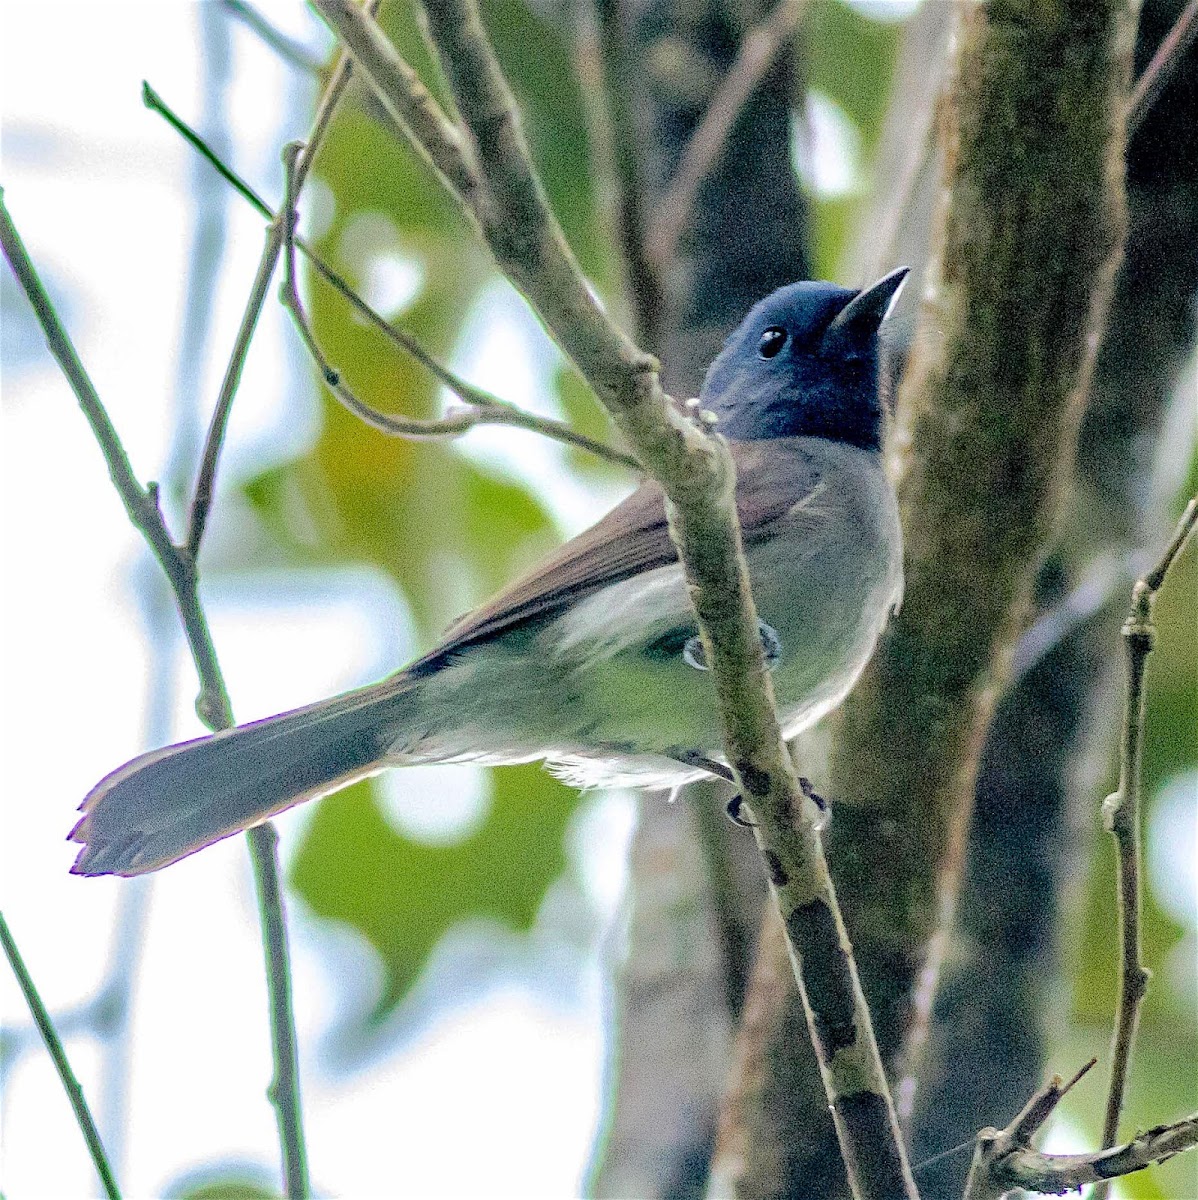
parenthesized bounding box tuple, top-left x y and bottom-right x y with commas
(758, 327, 788, 359)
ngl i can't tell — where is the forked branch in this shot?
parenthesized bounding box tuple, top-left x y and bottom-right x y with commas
(963, 1061, 1198, 1198)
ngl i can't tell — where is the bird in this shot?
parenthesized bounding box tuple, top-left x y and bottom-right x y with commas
(69, 268, 909, 877)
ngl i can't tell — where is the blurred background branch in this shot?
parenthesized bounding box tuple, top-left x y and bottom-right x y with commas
(0, 911, 120, 1199)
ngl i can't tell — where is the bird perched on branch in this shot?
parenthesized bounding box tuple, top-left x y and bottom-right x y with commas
(70, 268, 908, 876)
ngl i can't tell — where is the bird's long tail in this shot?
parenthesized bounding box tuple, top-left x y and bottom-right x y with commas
(69, 678, 416, 877)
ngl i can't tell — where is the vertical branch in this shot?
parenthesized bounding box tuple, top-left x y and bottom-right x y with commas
(0, 193, 309, 1197)
(591, 0, 665, 349)
(185, 0, 381, 557)
(911, 0, 1198, 1183)
(1096, 500, 1198, 1174)
(0, 912, 122, 1200)
(93, 18, 237, 1162)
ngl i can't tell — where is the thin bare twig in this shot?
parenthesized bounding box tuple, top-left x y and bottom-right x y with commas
(1096, 497, 1198, 1187)
(962, 503, 1198, 1200)
(962, 1061, 1095, 1200)
(186, 1, 380, 559)
(1128, 0, 1198, 135)
(0, 912, 122, 1200)
(0, 193, 181, 575)
(992, 1112, 1198, 1194)
(964, 1060, 1198, 1197)
(144, 84, 467, 396)
(0, 193, 309, 1199)
(275, 142, 639, 467)
(165, 38, 355, 1187)
(1008, 549, 1139, 683)
(144, 81, 272, 212)
(647, 0, 808, 267)
(318, 3, 917, 1196)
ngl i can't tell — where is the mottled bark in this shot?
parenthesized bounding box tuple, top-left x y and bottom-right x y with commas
(911, 2, 1198, 1192)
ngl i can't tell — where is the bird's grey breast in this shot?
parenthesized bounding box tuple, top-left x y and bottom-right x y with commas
(742, 438, 902, 727)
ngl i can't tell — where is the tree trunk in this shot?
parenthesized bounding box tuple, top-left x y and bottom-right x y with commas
(712, 2, 1138, 1194)
(911, 4, 1198, 1191)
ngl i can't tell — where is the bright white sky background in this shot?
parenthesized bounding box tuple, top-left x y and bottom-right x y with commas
(1, 2, 1181, 1198)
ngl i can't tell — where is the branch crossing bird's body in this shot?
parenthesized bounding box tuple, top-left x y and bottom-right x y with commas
(70, 269, 909, 876)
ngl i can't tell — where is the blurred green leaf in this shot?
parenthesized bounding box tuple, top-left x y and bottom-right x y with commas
(809, 195, 860, 282)
(553, 362, 629, 481)
(171, 1178, 278, 1200)
(800, 1, 902, 276)
(802, 1, 900, 159)
(290, 764, 581, 1020)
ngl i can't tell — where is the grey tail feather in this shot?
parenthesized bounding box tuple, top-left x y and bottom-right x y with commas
(69, 676, 417, 877)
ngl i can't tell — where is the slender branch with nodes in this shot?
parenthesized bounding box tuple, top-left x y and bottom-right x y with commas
(158, 23, 400, 1186)
(1094, 497, 1198, 1192)
(275, 141, 639, 466)
(961, 498, 1198, 1200)
(186, 0, 382, 560)
(0, 189, 311, 1198)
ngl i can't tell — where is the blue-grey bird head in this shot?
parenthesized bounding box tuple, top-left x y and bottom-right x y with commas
(700, 267, 909, 451)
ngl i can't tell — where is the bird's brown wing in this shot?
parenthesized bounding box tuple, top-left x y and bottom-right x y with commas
(408, 440, 822, 672)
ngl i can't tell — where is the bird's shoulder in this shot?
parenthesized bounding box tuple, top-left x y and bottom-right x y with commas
(407, 439, 828, 672)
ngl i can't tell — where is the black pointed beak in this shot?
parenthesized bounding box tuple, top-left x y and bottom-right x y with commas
(820, 266, 911, 355)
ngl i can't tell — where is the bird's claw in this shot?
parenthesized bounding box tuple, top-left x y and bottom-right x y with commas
(798, 776, 827, 811)
(725, 794, 757, 828)
(683, 620, 782, 672)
